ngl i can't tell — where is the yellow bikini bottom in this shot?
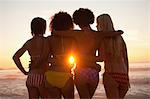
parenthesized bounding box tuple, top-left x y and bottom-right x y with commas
(45, 71, 72, 88)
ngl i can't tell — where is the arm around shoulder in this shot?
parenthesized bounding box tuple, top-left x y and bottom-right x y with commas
(52, 30, 82, 37)
(95, 30, 124, 38)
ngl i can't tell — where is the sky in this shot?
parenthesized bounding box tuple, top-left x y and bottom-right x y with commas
(0, 0, 150, 69)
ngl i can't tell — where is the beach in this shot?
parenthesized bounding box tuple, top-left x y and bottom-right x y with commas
(0, 62, 150, 99)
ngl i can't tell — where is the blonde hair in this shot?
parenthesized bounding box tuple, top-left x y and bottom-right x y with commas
(97, 14, 122, 58)
(97, 14, 114, 31)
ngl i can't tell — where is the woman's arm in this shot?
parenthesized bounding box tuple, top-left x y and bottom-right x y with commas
(122, 39, 129, 73)
(53, 30, 123, 39)
(12, 44, 28, 75)
(95, 30, 123, 38)
(97, 40, 105, 62)
(79, 55, 103, 62)
(52, 30, 82, 37)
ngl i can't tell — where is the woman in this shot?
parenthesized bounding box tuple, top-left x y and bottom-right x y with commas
(72, 8, 100, 99)
(13, 17, 50, 99)
(45, 12, 77, 99)
(97, 14, 130, 99)
(53, 8, 123, 99)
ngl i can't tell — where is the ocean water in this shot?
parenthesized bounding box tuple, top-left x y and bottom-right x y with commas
(0, 62, 150, 99)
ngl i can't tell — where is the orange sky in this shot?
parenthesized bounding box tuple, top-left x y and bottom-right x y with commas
(0, 0, 150, 69)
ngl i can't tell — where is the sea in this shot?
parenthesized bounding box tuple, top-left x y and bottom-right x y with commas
(0, 62, 150, 99)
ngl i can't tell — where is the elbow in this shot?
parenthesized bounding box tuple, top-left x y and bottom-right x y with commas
(12, 55, 16, 61)
(12, 54, 18, 61)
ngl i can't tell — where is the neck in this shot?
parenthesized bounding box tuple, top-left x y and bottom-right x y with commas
(34, 34, 43, 37)
(80, 25, 92, 31)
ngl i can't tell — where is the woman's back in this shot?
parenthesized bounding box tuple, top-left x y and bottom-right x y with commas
(96, 13, 128, 74)
(26, 36, 49, 70)
(75, 31, 97, 55)
(73, 31, 99, 68)
(47, 35, 77, 72)
(102, 35, 128, 73)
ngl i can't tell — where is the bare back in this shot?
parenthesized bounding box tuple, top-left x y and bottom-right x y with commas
(76, 32, 97, 55)
(100, 36, 128, 74)
(25, 36, 49, 71)
(47, 35, 77, 72)
(73, 31, 99, 68)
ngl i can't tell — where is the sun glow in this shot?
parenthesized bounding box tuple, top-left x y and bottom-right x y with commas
(0, 0, 149, 70)
(69, 55, 75, 64)
(68, 55, 77, 76)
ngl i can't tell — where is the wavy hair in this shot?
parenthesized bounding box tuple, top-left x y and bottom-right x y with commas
(50, 12, 73, 31)
(73, 8, 94, 27)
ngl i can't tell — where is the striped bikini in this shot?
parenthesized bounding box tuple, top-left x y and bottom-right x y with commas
(109, 72, 129, 86)
(26, 71, 46, 87)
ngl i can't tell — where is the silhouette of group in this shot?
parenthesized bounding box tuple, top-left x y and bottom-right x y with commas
(13, 8, 130, 99)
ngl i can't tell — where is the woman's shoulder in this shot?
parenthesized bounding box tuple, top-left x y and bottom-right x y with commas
(26, 37, 33, 42)
(23, 38, 33, 47)
(46, 35, 60, 40)
(115, 35, 124, 41)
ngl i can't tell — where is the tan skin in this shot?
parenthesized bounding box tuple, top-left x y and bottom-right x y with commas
(45, 33, 78, 99)
(97, 14, 129, 99)
(99, 35, 129, 99)
(13, 35, 50, 99)
(13, 35, 49, 73)
(53, 26, 122, 99)
(53, 28, 123, 70)
(47, 35, 78, 72)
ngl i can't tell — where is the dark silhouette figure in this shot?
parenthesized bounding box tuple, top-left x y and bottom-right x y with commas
(97, 14, 129, 99)
(45, 12, 77, 99)
(72, 8, 100, 99)
(53, 8, 123, 99)
(13, 17, 50, 99)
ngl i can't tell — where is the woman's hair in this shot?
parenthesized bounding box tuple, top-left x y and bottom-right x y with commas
(50, 12, 73, 31)
(97, 14, 122, 58)
(73, 8, 94, 27)
(31, 17, 46, 35)
(97, 14, 114, 31)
